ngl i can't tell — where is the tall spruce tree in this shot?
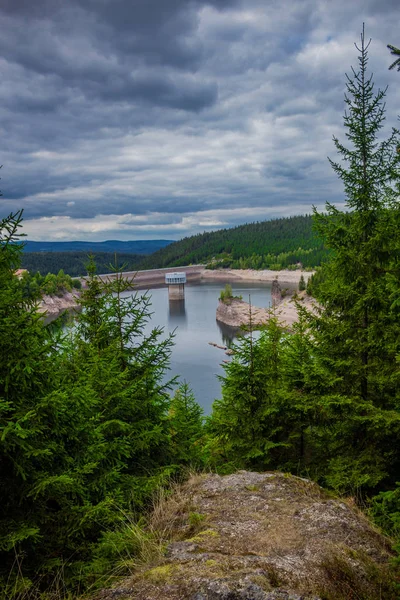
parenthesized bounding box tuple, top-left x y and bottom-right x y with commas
(371, 38, 400, 552)
(209, 316, 288, 471)
(168, 382, 205, 468)
(310, 27, 400, 492)
(54, 264, 177, 531)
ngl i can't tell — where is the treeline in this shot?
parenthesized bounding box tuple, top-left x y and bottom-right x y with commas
(19, 239, 172, 253)
(21, 251, 143, 277)
(211, 246, 327, 270)
(19, 269, 81, 299)
(20, 216, 327, 277)
(139, 214, 328, 270)
(20, 216, 328, 277)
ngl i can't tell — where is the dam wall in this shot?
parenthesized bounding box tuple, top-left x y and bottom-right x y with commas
(92, 265, 204, 290)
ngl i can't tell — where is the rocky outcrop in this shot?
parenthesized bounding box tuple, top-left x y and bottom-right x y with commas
(216, 293, 318, 330)
(216, 298, 270, 329)
(38, 291, 81, 320)
(271, 279, 282, 307)
(96, 471, 397, 600)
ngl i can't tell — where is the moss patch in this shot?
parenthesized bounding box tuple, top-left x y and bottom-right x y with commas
(245, 484, 260, 492)
(142, 564, 177, 584)
(187, 529, 220, 543)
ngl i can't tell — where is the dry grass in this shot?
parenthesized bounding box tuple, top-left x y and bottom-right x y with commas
(316, 544, 399, 600)
(149, 472, 207, 541)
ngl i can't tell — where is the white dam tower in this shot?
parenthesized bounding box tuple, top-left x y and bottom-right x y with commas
(165, 272, 186, 300)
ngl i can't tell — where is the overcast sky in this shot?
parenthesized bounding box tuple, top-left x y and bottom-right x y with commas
(1, 0, 399, 241)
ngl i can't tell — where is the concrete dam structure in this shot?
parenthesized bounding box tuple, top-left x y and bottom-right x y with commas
(165, 272, 186, 300)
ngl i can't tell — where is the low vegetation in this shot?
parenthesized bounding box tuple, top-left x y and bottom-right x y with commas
(218, 283, 243, 303)
(91, 472, 399, 599)
(19, 269, 81, 299)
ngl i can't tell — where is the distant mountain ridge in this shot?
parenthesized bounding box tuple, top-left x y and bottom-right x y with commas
(21, 239, 173, 254)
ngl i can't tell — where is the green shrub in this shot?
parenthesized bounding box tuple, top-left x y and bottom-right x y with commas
(71, 278, 82, 289)
(298, 274, 306, 291)
(219, 284, 233, 302)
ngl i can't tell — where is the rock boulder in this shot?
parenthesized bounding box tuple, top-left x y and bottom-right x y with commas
(96, 471, 397, 600)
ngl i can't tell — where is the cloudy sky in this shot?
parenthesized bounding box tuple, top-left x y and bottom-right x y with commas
(1, 0, 399, 241)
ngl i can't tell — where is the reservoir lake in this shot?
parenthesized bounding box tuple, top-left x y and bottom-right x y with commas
(126, 281, 273, 414)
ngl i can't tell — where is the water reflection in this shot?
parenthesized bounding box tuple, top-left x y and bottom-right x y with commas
(123, 281, 272, 414)
(216, 321, 241, 348)
(168, 299, 187, 328)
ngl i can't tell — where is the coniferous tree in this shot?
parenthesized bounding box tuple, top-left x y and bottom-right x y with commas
(168, 382, 205, 468)
(309, 27, 400, 492)
(1, 229, 180, 593)
(279, 308, 327, 470)
(209, 29, 400, 493)
(63, 262, 177, 496)
(209, 316, 287, 471)
(298, 274, 306, 291)
(0, 211, 58, 592)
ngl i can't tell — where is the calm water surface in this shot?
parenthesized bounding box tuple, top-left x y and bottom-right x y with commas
(126, 281, 273, 414)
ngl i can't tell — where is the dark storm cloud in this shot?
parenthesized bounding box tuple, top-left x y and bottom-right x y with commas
(0, 0, 399, 240)
(0, 6, 217, 111)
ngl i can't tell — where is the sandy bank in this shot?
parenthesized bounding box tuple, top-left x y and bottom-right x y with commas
(275, 291, 318, 328)
(201, 268, 314, 285)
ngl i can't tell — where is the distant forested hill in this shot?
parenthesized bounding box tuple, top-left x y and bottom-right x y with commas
(20, 216, 328, 275)
(139, 215, 327, 270)
(21, 239, 172, 253)
(21, 252, 144, 277)
(20, 239, 173, 276)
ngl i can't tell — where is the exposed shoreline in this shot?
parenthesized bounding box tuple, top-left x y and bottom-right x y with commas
(204, 269, 316, 329)
(39, 268, 315, 323)
(38, 291, 81, 322)
(200, 268, 313, 286)
(95, 266, 314, 289)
